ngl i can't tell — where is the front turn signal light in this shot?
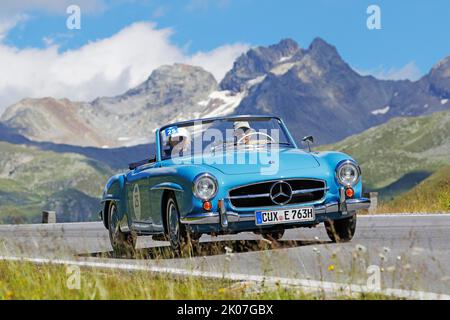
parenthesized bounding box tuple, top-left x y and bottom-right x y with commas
(345, 187, 354, 198)
(203, 201, 212, 211)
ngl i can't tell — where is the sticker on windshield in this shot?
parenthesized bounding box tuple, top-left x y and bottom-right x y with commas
(165, 126, 178, 137)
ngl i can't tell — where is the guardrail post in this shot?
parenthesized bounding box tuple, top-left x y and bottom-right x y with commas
(368, 192, 378, 214)
(42, 211, 56, 223)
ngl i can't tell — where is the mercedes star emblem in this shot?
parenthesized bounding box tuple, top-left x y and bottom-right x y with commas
(269, 181, 293, 205)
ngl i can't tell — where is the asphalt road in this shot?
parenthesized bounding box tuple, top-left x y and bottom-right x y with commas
(1, 214, 450, 295)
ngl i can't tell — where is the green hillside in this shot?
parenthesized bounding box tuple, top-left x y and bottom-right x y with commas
(380, 165, 450, 213)
(0, 141, 114, 223)
(318, 111, 450, 196)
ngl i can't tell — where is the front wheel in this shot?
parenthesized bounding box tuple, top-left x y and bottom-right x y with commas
(165, 194, 191, 254)
(108, 203, 136, 257)
(324, 214, 357, 243)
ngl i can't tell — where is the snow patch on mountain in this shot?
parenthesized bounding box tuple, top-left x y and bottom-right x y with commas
(371, 106, 390, 115)
(198, 90, 246, 118)
(279, 55, 294, 63)
(247, 75, 267, 87)
(271, 62, 296, 76)
(195, 74, 269, 119)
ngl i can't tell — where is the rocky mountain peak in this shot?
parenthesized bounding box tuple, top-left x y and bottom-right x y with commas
(305, 37, 347, 70)
(431, 55, 450, 72)
(219, 38, 350, 92)
(268, 38, 300, 57)
(427, 55, 450, 98)
(126, 63, 217, 97)
(1, 63, 219, 147)
(308, 37, 338, 55)
(219, 39, 303, 92)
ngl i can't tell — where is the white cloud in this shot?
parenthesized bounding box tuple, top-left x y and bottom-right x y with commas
(187, 43, 248, 82)
(358, 62, 423, 81)
(0, 22, 249, 114)
(0, 14, 28, 40)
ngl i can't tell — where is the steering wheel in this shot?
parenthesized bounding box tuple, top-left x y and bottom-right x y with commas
(237, 132, 275, 144)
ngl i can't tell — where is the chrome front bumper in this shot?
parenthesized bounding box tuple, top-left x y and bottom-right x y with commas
(180, 197, 371, 226)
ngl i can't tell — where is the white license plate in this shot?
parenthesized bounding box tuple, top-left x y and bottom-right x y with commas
(255, 207, 315, 226)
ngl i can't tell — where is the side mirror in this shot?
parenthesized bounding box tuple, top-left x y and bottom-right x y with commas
(301, 135, 314, 152)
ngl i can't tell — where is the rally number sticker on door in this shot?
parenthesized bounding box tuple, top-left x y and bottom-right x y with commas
(132, 184, 142, 220)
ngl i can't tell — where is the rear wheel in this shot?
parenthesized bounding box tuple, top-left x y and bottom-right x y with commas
(260, 229, 285, 242)
(108, 203, 136, 257)
(324, 214, 357, 243)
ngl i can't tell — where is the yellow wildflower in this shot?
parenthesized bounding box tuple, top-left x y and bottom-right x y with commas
(5, 291, 14, 300)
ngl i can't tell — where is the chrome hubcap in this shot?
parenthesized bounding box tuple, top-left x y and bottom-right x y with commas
(109, 205, 120, 245)
(168, 201, 179, 243)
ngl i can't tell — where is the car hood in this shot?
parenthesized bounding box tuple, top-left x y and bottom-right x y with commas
(200, 148, 320, 175)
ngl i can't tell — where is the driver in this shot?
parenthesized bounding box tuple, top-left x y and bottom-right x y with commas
(165, 127, 190, 157)
(233, 121, 253, 145)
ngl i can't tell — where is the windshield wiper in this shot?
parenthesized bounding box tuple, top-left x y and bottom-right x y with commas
(266, 142, 292, 146)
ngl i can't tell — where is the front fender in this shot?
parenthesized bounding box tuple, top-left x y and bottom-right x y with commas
(313, 151, 363, 197)
(313, 151, 355, 167)
(155, 163, 224, 219)
(150, 182, 184, 192)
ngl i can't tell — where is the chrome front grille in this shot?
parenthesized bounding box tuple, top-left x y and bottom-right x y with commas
(229, 179, 327, 208)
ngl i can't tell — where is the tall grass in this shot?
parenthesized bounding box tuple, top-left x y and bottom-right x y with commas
(377, 166, 450, 213)
(0, 260, 393, 300)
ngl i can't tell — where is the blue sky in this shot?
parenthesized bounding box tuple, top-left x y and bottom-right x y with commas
(5, 0, 450, 75)
(0, 0, 449, 112)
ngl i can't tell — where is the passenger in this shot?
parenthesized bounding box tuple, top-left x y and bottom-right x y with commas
(165, 127, 190, 157)
(233, 121, 253, 145)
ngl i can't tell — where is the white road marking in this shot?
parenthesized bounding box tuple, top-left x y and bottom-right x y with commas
(1, 255, 449, 300)
(361, 213, 450, 218)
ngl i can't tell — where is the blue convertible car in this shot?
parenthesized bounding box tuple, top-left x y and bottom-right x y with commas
(100, 115, 370, 254)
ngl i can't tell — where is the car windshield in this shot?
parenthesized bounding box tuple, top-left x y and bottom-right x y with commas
(160, 117, 294, 160)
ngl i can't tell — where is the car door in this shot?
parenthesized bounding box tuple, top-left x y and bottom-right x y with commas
(125, 165, 155, 224)
(147, 167, 169, 233)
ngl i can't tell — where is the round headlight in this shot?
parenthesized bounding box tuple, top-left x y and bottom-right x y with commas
(336, 160, 361, 186)
(193, 174, 218, 200)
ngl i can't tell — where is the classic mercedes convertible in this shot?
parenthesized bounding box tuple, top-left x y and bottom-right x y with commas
(100, 115, 370, 254)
